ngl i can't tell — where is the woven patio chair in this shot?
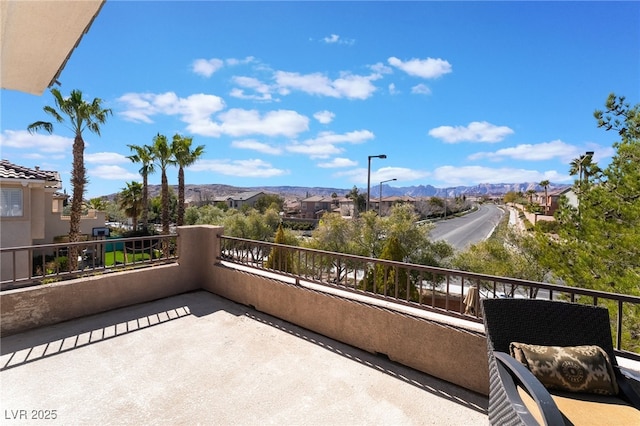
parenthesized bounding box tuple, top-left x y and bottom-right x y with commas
(482, 298, 640, 425)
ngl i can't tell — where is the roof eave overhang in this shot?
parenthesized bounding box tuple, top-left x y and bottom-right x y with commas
(0, 0, 106, 95)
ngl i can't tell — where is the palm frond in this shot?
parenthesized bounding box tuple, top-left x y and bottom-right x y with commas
(27, 121, 54, 134)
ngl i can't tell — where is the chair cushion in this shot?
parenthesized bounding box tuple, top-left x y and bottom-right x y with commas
(517, 386, 640, 425)
(510, 342, 619, 395)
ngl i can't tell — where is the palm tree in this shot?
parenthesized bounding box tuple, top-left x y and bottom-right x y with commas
(173, 134, 205, 226)
(28, 88, 111, 269)
(119, 181, 143, 231)
(127, 143, 155, 232)
(539, 179, 550, 214)
(86, 197, 107, 211)
(569, 155, 601, 183)
(526, 189, 536, 204)
(151, 133, 175, 235)
(568, 157, 581, 176)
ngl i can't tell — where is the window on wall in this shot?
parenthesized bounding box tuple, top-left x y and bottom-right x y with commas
(0, 188, 23, 217)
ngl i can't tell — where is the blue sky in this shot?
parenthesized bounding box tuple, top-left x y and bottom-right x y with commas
(1, 1, 638, 199)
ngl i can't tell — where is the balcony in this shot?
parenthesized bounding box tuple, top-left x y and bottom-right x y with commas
(2, 225, 638, 424)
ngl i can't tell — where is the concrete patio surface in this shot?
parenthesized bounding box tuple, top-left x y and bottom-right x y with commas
(1, 291, 488, 425)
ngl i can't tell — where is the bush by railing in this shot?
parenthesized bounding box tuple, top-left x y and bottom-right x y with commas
(1, 234, 178, 290)
(219, 235, 640, 357)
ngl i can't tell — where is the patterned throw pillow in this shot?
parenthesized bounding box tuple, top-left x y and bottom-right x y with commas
(509, 343, 619, 395)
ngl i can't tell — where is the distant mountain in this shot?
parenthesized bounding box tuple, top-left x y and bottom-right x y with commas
(104, 182, 570, 200)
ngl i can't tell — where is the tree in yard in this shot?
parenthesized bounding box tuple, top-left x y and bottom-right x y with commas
(530, 94, 640, 352)
(360, 236, 415, 300)
(172, 134, 205, 226)
(535, 93, 639, 295)
(119, 181, 143, 231)
(305, 212, 365, 282)
(28, 88, 111, 270)
(86, 197, 107, 211)
(346, 185, 366, 217)
(539, 179, 550, 213)
(254, 194, 284, 213)
(568, 154, 601, 184)
(127, 143, 155, 232)
(265, 223, 297, 273)
(151, 133, 175, 234)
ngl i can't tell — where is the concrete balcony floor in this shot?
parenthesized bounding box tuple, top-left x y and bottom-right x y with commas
(1, 291, 488, 425)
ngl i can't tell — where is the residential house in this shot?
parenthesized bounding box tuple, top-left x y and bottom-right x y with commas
(1, 160, 105, 280)
(545, 187, 575, 216)
(225, 191, 265, 210)
(377, 195, 417, 216)
(300, 195, 338, 219)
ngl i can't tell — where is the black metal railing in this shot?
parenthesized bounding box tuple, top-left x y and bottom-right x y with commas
(219, 235, 640, 357)
(1, 235, 178, 290)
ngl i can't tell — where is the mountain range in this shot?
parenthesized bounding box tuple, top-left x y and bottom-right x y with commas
(111, 182, 571, 201)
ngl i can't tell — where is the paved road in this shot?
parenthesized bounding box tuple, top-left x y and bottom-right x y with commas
(430, 204, 506, 251)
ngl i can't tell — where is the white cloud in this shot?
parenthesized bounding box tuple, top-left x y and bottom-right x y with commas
(411, 84, 431, 95)
(388, 57, 452, 79)
(388, 83, 399, 95)
(117, 91, 225, 125)
(314, 110, 335, 124)
(230, 76, 274, 101)
(468, 140, 578, 162)
(322, 34, 355, 45)
(198, 109, 309, 138)
(85, 152, 130, 164)
(317, 157, 357, 168)
(89, 165, 140, 181)
(433, 165, 569, 186)
(191, 158, 289, 178)
(286, 143, 342, 158)
(0, 129, 73, 153)
(118, 92, 308, 139)
(192, 58, 224, 77)
(225, 56, 255, 66)
(335, 166, 429, 185)
(274, 71, 379, 100)
(303, 130, 374, 145)
(370, 62, 393, 75)
(231, 139, 283, 155)
(428, 121, 514, 143)
(286, 129, 374, 159)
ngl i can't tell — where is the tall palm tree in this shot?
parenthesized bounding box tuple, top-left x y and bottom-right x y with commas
(539, 179, 550, 214)
(173, 134, 205, 226)
(119, 181, 143, 231)
(127, 143, 155, 232)
(151, 133, 175, 235)
(28, 88, 111, 269)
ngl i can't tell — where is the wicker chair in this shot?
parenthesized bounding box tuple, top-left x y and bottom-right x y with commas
(482, 298, 640, 425)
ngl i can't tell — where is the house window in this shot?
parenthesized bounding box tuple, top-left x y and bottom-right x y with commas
(0, 188, 23, 217)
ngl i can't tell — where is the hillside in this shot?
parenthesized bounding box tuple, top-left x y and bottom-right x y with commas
(104, 182, 569, 200)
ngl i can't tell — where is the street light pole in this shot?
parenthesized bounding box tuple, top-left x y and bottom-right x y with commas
(378, 178, 397, 216)
(367, 154, 387, 212)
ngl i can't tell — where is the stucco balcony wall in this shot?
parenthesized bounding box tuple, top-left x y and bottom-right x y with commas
(1, 225, 489, 395)
(205, 264, 489, 395)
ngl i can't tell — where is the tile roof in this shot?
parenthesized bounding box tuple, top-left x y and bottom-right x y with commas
(0, 159, 62, 188)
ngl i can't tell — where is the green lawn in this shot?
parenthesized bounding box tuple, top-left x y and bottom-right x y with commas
(104, 251, 152, 266)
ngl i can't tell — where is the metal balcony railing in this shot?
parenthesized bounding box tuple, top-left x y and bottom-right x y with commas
(219, 235, 640, 358)
(0, 235, 178, 290)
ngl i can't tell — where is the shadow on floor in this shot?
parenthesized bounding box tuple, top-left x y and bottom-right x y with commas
(0, 291, 227, 370)
(1, 290, 488, 415)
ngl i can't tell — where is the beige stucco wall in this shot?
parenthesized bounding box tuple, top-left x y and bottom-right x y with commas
(1, 183, 38, 281)
(36, 208, 106, 244)
(205, 261, 489, 395)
